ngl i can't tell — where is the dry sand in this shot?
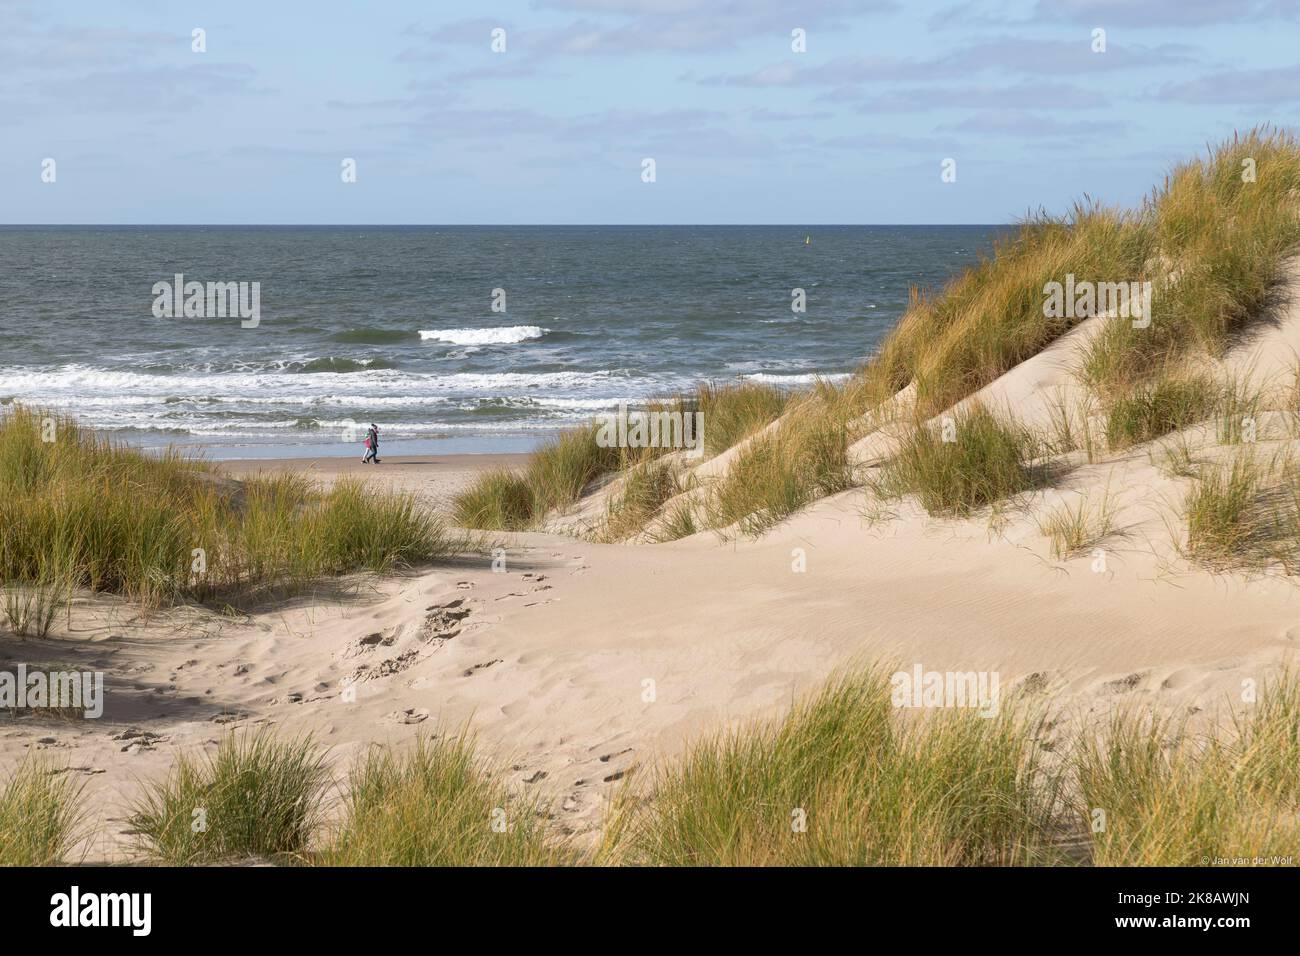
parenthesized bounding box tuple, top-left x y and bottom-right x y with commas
(5, 470, 1299, 861)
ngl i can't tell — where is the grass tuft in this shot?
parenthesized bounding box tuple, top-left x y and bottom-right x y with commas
(1104, 373, 1218, 450)
(1074, 675, 1300, 865)
(704, 398, 856, 536)
(0, 406, 458, 609)
(600, 460, 682, 542)
(1037, 488, 1120, 559)
(321, 732, 573, 866)
(453, 423, 625, 531)
(695, 380, 790, 456)
(128, 729, 328, 864)
(609, 666, 1057, 866)
(1182, 451, 1276, 568)
(877, 405, 1040, 517)
(0, 755, 87, 866)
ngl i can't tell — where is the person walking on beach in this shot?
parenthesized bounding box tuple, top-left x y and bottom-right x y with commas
(361, 423, 380, 463)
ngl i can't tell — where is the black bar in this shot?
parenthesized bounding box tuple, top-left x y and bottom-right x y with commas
(1, 865, 1282, 941)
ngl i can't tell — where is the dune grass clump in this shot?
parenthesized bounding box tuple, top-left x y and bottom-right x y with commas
(609, 667, 1057, 866)
(704, 397, 856, 536)
(1, 408, 209, 605)
(309, 478, 447, 573)
(877, 405, 1040, 517)
(1074, 674, 1300, 866)
(696, 380, 790, 456)
(453, 423, 626, 530)
(451, 467, 534, 530)
(860, 204, 1154, 417)
(1037, 488, 1120, 559)
(2, 569, 69, 639)
(1155, 432, 1202, 479)
(599, 459, 683, 542)
(129, 729, 328, 864)
(0, 406, 457, 609)
(321, 733, 573, 866)
(453, 383, 788, 533)
(1103, 374, 1218, 450)
(1215, 373, 1267, 446)
(1082, 129, 1300, 393)
(192, 475, 453, 602)
(0, 756, 87, 866)
(1182, 451, 1276, 568)
(529, 423, 627, 513)
(649, 498, 700, 542)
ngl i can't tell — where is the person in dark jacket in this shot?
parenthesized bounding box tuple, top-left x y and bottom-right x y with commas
(361, 423, 380, 463)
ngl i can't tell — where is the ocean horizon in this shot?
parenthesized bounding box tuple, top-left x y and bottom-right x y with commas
(1, 224, 1010, 459)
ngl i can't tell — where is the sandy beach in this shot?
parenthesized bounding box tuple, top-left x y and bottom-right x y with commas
(218, 453, 530, 515)
(8, 430, 1300, 861)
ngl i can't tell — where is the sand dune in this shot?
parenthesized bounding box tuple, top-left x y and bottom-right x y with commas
(7, 461, 1299, 860)
(9, 266, 1300, 861)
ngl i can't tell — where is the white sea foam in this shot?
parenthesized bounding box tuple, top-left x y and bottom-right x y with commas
(0, 364, 617, 398)
(418, 326, 548, 345)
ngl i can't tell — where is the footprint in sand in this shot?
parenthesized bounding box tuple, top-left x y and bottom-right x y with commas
(463, 658, 503, 677)
(345, 602, 475, 685)
(348, 649, 420, 684)
(1103, 672, 1146, 694)
(113, 729, 167, 753)
(338, 631, 393, 661)
(384, 707, 429, 725)
(421, 600, 471, 646)
(51, 766, 105, 777)
(1017, 672, 1053, 695)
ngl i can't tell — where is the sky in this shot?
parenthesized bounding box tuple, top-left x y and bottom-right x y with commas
(2, 0, 1298, 224)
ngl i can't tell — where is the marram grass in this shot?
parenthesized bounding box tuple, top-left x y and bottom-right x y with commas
(703, 391, 857, 536)
(0, 406, 459, 610)
(452, 382, 791, 532)
(128, 729, 329, 865)
(13, 667, 1300, 866)
(604, 666, 1061, 866)
(0, 755, 87, 866)
(320, 732, 575, 866)
(876, 404, 1041, 517)
(453, 422, 625, 531)
(1074, 673, 1300, 866)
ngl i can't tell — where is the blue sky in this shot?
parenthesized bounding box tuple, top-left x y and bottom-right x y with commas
(2, 0, 1298, 224)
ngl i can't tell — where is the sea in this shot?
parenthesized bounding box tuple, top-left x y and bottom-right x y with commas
(0, 225, 1008, 458)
